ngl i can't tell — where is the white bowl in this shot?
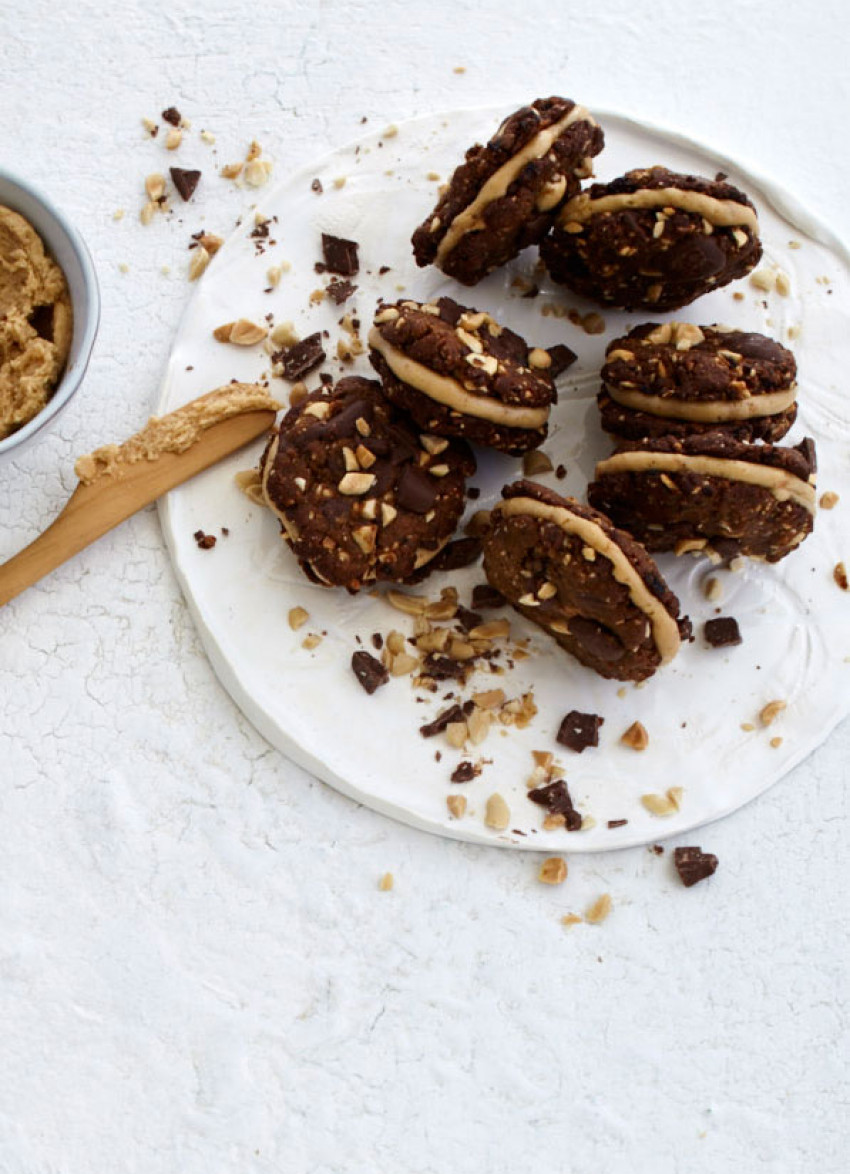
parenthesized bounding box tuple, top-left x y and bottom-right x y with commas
(0, 170, 100, 458)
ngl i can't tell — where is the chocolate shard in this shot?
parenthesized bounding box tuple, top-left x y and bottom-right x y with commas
(704, 616, 742, 648)
(419, 703, 465, 738)
(321, 232, 359, 277)
(326, 277, 357, 304)
(607, 818, 628, 829)
(556, 709, 604, 753)
(170, 167, 201, 202)
(546, 343, 577, 379)
(395, 465, 438, 514)
(451, 761, 476, 783)
(527, 780, 582, 831)
(674, 845, 718, 887)
(282, 333, 326, 381)
(471, 583, 506, 610)
(351, 650, 389, 695)
(455, 605, 483, 633)
(161, 106, 181, 126)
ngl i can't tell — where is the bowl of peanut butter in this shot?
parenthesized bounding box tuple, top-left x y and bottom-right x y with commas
(0, 170, 100, 457)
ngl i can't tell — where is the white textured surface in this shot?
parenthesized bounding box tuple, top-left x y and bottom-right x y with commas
(1, 2, 848, 1171)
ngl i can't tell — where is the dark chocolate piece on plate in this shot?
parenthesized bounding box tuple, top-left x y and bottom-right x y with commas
(322, 232, 359, 276)
(471, 583, 507, 610)
(420, 704, 466, 738)
(527, 779, 582, 831)
(412, 96, 604, 285)
(451, 761, 476, 783)
(351, 650, 389, 694)
(607, 818, 628, 829)
(326, 277, 357, 304)
(170, 167, 201, 202)
(704, 616, 742, 647)
(161, 106, 181, 126)
(557, 709, 604, 753)
(674, 845, 719, 887)
(546, 343, 577, 379)
(280, 332, 326, 381)
(541, 166, 762, 311)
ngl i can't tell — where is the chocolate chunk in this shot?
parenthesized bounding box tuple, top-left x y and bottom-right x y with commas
(674, 846, 719, 887)
(467, 486, 481, 500)
(650, 844, 664, 855)
(607, 819, 628, 828)
(420, 703, 465, 737)
(371, 632, 383, 650)
(321, 232, 359, 277)
(161, 106, 181, 126)
(555, 464, 567, 480)
(546, 344, 577, 379)
(281, 333, 326, 380)
(396, 465, 438, 514)
(556, 710, 604, 753)
(527, 780, 582, 831)
(193, 529, 216, 549)
(311, 178, 323, 194)
(427, 537, 482, 572)
(451, 761, 476, 783)
(704, 617, 742, 647)
(471, 584, 506, 610)
(422, 655, 466, 682)
(170, 167, 201, 202)
(455, 605, 483, 632)
(351, 650, 389, 694)
(326, 277, 357, 304)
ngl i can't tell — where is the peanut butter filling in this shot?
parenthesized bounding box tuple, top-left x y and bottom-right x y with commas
(559, 187, 759, 234)
(594, 450, 816, 512)
(496, 496, 682, 664)
(605, 383, 797, 422)
(436, 104, 595, 262)
(368, 329, 549, 430)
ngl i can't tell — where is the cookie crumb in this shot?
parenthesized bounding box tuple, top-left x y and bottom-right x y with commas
(585, 894, 612, 924)
(704, 616, 742, 647)
(193, 529, 216, 550)
(538, 857, 567, 885)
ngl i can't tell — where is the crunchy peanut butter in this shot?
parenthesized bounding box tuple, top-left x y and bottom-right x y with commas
(0, 205, 73, 439)
(559, 187, 759, 234)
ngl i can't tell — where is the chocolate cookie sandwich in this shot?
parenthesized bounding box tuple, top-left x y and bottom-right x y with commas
(368, 297, 558, 455)
(412, 97, 604, 286)
(588, 434, 816, 563)
(482, 481, 691, 682)
(260, 376, 475, 590)
(599, 322, 798, 442)
(540, 166, 762, 310)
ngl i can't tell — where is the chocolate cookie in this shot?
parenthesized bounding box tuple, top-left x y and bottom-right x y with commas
(368, 297, 556, 455)
(412, 97, 604, 286)
(482, 481, 691, 682)
(540, 166, 762, 310)
(260, 376, 475, 590)
(599, 321, 797, 442)
(588, 434, 816, 563)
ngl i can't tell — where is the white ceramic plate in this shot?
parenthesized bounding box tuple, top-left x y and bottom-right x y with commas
(156, 106, 850, 851)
